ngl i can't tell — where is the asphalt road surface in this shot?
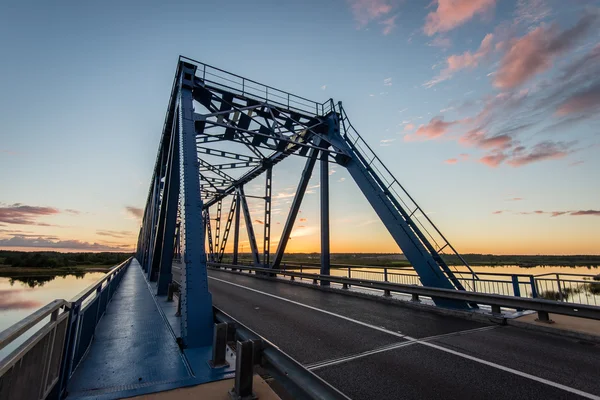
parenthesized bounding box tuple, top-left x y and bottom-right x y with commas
(208, 269, 600, 400)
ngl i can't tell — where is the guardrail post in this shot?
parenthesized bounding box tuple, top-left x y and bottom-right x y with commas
(210, 323, 229, 368)
(511, 275, 523, 311)
(313, 278, 318, 285)
(167, 283, 175, 302)
(529, 275, 538, 298)
(491, 305, 501, 315)
(384, 268, 388, 282)
(411, 293, 420, 302)
(384, 289, 391, 297)
(536, 311, 554, 324)
(230, 340, 255, 400)
(556, 274, 564, 302)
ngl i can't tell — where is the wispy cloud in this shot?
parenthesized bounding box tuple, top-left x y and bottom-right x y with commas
(425, 33, 494, 87)
(424, 0, 496, 36)
(494, 14, 598, 89)
(125, 206, 143, 219)
(0, 204, 59, 225)
(444, 158, 458, 164)
(0, 236, 132, 251)
(380, 15, 397, 35)
(493, 209, 600, 217)
(383, 77, 393, 86)
(96, 230, 134, 239)
(321, 85, 327, 90)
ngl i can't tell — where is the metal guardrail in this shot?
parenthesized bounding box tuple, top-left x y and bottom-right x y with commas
(0, 257, 132, 400)
(208, 263, 600, 322)
(237, 261, 599, 306)
(214, 307, 349, 400)
(0, 300, 70, 400)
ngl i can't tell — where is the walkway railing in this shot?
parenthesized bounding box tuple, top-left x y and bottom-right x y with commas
(0, 258, 131, 400)
(180, 56, 331, 117)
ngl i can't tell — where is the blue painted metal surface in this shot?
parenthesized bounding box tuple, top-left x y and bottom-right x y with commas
(67, 260, 191, 399)
(177, 63, 214, 348)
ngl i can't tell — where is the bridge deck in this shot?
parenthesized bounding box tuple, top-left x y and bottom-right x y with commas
(67, 260, 192, 399)
(208, 269, 600, 400)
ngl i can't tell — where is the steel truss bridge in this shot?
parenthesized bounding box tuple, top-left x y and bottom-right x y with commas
(3, 57, 600, 400)
(136, 56, 481, 340)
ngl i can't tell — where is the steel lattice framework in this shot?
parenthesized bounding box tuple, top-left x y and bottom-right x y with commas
(136, 56, 478, 348)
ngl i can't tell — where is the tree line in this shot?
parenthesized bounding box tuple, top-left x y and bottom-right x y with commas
(0, 251, 132, 269)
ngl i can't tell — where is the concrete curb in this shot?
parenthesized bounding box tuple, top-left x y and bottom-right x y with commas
(210, 268, 600, 344)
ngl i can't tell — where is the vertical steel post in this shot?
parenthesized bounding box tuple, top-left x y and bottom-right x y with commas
(233, 191, 241, 265)
(215, 199, 222, 256)
(178, 62, 213, 348)
(320, 149, 330, 286)
(263, 167, 272, 266)
(529, 275, 538, 298)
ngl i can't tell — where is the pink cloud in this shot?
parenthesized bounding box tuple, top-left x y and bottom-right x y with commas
(380, 15, 397, 35)
(424, 0, 495, 36)
(556, 82, 600, 116)
(447, 34, 494, 71)
(570, 210, 600, 216)
(425, 34, 494, 87)
(494, 14, 597, 88)
(492, 210, 504, 214)
(414, 117, 456, 139)
(348, 0, 393, 27)
(459, 130, 513, 151)
(404, 123, 415, 131)
(0, 204, 59, 225)
(479, 152, 508, 167)
(444, 158, 458, 164)
(506, 141, 572, 167)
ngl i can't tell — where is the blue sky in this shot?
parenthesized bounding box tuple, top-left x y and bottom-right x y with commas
(0, 0, 599, 254)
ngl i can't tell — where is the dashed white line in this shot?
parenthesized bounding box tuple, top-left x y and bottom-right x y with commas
(209, 276, 600, 400)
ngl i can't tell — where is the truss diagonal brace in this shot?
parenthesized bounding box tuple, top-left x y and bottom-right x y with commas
(239, 186, 260, 265)
(272, 139, 323, 267)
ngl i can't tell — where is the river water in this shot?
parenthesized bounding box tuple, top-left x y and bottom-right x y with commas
(1, 265, 599, 333)
(0, 272, 106, 332)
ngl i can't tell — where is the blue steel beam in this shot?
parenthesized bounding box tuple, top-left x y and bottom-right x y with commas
(157, 127, 180, 295)
(272, 140, 322, 268)
(327, 112, 469, 309)
(232, 190, 241, 265)
(320, 148, 330, 285)
(263, 167, 272, 266)
(177, 62, 213, 347)
(238, 186, 260, 265)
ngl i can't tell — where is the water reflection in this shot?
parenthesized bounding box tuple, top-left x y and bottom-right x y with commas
(0, 289, 42, 311)
(7, 271, 87, 288)
(0, 271, 106, 331)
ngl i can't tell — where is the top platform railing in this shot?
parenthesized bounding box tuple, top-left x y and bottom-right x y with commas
(180, 56, 334, 117)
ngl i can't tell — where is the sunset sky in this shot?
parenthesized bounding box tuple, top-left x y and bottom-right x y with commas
(1, 0, 599, 255)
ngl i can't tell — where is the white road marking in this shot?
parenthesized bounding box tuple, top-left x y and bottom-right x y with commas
(307, 326, 498, 370)
(209, 276, 600, 400)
